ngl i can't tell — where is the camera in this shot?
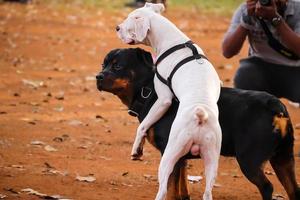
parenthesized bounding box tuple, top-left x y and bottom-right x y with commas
(259, 0, 271, 6)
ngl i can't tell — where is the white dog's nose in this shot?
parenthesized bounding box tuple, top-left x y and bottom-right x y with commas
(116, 25, 120, 32)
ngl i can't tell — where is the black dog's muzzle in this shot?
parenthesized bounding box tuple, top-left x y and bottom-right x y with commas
(96, 73, 104, 81)
(96, 72, 105, 91)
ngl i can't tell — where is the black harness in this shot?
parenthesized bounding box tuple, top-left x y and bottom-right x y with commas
(128, 81, 155, 118)
(154, 40, 208, 101)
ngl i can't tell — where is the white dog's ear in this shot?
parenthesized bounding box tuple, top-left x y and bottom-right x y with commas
(144, 2, 165, 14)
(134, 17, 150, 42)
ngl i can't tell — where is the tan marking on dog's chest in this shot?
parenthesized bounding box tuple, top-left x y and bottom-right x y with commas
(272, 113, 289, 137)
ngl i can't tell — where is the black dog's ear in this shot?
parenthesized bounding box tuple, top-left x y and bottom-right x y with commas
(103, 49, 121, 66)
(135, 48, 154, 69)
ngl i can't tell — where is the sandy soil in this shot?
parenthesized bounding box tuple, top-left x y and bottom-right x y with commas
(0, 2, 299, 200)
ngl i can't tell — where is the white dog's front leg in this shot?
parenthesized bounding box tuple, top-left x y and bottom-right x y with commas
(131, 79, 173, 160)
(131, 96, 172, 159)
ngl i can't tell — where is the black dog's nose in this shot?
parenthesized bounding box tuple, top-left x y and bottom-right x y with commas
(96, 73, 104, 81)
(116, 25, 120, 32)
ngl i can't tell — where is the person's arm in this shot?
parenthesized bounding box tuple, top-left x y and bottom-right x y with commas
(255, 0, 300, 56)
(274, 20, 300, 56)
(222, 25, 248, 58)
(222, 0, 256, 58)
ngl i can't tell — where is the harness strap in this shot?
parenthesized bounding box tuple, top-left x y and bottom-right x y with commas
(155, 40, 208, 101)
(155, 40, 196, 66)
(168, 56, 201, 91)
(259, 19, 299, 60)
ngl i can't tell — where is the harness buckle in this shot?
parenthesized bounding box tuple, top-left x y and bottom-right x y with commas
(128, 109, 139, 117)
(141, 87, 152, 99)
(196, 58, 204, 64)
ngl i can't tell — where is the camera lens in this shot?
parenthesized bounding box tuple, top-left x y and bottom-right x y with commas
(259, 0, 271, 6)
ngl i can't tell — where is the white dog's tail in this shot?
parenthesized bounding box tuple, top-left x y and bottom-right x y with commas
(194, 106, 208, 125)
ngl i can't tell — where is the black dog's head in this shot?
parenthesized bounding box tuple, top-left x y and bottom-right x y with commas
(96, 48, 154, 106)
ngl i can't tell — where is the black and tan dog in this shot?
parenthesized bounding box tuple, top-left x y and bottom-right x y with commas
(96, 48, 300, 200)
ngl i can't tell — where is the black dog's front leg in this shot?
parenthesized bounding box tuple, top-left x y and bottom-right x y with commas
(167, 159, 190, 200)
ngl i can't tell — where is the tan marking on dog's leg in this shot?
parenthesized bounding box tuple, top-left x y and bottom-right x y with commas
(146, 128, 157, 148)
(166, 160, 189, 200)
(272, 113, 289, 137)
(178, 161, 190, 199)
(166, 170, 179, 200)
(270, 156, 299, 200)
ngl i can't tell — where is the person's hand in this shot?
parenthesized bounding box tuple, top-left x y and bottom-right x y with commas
(240, 14, 254, 30)
(255, 0, 279, 20)
(241, 0, 257, 30)
(246, 0, 257, 16)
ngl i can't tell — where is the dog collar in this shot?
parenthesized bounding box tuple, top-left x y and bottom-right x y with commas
(128, 83, 154, 117)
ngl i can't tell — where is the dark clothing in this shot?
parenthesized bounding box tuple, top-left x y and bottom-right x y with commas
(234, 56, 300, 103)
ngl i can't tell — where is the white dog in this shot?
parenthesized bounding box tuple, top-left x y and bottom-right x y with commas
(116, 3, 222, 200)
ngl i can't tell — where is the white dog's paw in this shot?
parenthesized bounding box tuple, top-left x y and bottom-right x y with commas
(131, 128, 146, 160)
(131, 145, 143, 161)
(131, 138, 144, 160)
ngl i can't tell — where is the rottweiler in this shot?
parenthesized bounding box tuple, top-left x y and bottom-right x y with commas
(96, 48, 300, 200)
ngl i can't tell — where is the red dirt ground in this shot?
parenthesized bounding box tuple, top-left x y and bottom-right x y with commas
(0, 3, 299, 200)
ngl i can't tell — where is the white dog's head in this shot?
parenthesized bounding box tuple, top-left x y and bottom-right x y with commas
(116, 3, 165, 45)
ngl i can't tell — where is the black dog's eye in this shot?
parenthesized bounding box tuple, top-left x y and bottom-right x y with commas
(113, 65, 123, 70)
(101, 63, 105, 69)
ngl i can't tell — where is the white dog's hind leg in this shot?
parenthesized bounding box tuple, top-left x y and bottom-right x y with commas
(155, 134, 192, 200)
(200, 129, 222, 200)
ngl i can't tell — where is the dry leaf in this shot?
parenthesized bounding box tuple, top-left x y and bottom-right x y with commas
(55, 91, 65, 100)
(22, 79, 44, 89)
(85, 76, 96, 81)
(99, 156, 111, 161)
(3, 188, 19, 194)
(121, 183, 133, 187)
(68, 120, 83, 126)
(21, 188, 46, 197)
(54, 105, 64, 112)
(143, 174, 152, 179)
(21, 188, 71, 200)
(53, 135, 69, 142)
(187, 175, 203, 183)
(30, 140, 45, 146)
(43, 168, 68, 176)
(76, 175, 96, 183)
(10, 165, 24, 169)
(122, 172, 129, 176)
(44, 162, 55, 169)
(213, 183, 222, 188)
(44, 145, 58, 152)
